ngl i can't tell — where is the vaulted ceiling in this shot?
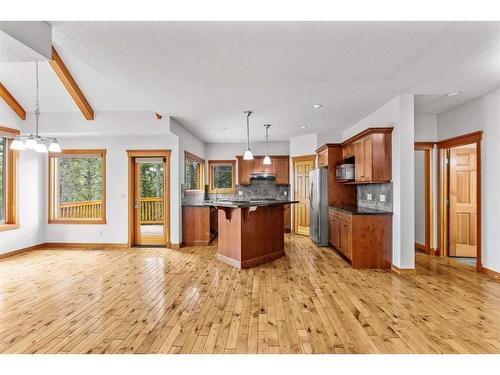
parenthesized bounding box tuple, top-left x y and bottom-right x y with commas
(1, 21, 500, 142)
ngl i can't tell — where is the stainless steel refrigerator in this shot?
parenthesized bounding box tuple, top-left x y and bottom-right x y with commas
(309, 167, 329, 246)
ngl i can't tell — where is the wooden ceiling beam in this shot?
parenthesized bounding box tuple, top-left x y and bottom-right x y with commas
(0, 82, 26, 120)
(49, 46, 94, 120)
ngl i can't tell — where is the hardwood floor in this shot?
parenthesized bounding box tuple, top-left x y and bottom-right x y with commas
(1, 234, 500, 354)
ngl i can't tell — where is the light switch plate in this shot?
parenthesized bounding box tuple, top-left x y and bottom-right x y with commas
(367, 193, 372, 201)
(380, 194, 386, 202)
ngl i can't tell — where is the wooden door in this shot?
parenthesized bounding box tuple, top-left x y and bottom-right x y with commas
(133, 157, 167, 246)
(449, 146, 477, 257)
(355, 140, 364, 181)
(274, 158, 289, 185)
(294, 159, 314, 235)
(362, 136, 373, 181)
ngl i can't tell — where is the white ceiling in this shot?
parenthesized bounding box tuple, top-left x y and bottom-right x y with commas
(2, 21, 500, 142)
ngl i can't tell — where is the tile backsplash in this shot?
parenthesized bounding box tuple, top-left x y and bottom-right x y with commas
(182, 180, 289, 204)
(357, 183, 393, 212)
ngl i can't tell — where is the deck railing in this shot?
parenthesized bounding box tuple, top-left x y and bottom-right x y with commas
(59, 200, 103, 219)
(140, 197, 164, 224)
(58, 197, 164, 223)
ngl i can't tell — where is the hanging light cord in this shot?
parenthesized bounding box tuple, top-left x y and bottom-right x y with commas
(245, 111, 252, 150)
(34, 61, 40, 138)
(265, 125, 269, 155)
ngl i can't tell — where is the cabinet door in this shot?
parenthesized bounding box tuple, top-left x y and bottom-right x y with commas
(318, 149, 328, 167)
(354, 141, 364, 181)
(328, 215, 335, 245)
(344, 221, 352, 258)
(274, 158, 289, 185)
(333, 217, 341, 248)
(363, 136, 373, 182)
(340, 221, 349, 254)
(238, 159, 252, 185)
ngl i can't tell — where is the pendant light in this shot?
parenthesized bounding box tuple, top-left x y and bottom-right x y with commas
(263, 124, 271, 165)
(243, 111, 254, 160)
(10, 62, 61, 153)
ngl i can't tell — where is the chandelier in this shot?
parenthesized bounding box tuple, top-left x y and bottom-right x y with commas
(10, 62, 61, 153)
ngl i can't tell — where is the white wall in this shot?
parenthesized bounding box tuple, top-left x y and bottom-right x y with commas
(0, 102, 45, 255)
(20, 111, 183, 246)
(342, 96, 415, 270)
(437, 88, 500, 272)
(289, 133, 318, 157)
(414, 114, 437, 142)
(414, 151, 425, 245)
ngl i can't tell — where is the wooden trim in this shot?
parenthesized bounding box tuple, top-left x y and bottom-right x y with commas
(414, 142, 436, 150)
(416, 148, 433, 255)
(315, 143, 341, 154)
(170, 243, 181, 250)
(49, 47, 94, 120)
(0, 83, 26, 120)
(208, 160, 236, 194)
(1, 137, 18, 228)
(185, 151, 205, 164)
(480, 266, 500, 279)
(0, 243, 46, 261)
(437, 131, 483, 149)
(0, 224, 19, 232)
(0, 125, 21, 136)
(291, 154, 316, 163)
(341, 127, 394, 146)
(48, 149, 107, 224)
(127, 150, 171, 247)
(126, 150, 171, 157)
(415, 242, 426, 251)
(391, 264, 416, 275)
(437, 132, 482, 271)
(42, 243, 128, 250)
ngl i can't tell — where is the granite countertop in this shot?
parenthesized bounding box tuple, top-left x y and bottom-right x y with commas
(204, 200, 298, 208)
(330, 205, 393, 215)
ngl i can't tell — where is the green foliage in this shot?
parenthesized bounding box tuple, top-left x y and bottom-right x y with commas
(139, 162, 164, 197)
(57, 156, 103, 203)
(185, 158, 200, 190)
(213, 165, 232, 189)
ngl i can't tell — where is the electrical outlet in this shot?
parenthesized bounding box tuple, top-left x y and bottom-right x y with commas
(380, 194, 386, 202)
(367, 193, 372, 201)
(238, 191, 243, 196)
(284, 191, 288, 196)
(99, 230, 104, 236)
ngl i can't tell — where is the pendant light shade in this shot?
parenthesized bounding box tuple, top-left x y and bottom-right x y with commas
(263, 124, 272, 165)
(243, 111, 254, 160)
(10, 62, 62, 153)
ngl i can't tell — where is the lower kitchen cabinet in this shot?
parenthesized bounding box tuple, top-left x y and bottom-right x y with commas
(328, 207, 392, 269)
(182, 206, 218, 246)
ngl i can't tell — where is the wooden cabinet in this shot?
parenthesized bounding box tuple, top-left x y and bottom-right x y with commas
(182, 206, 218, 246)
(317, 147, 328, 167)
(342, 128, 392, 183)
(328, 207, 392, 269)
(284, 204, 291, 233)
(237, 156, 290, 185)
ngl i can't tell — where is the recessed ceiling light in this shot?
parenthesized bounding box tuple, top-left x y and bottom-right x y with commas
(446, 92, 460, 97)
(312, 104, 322, 108)
(300, 125, 308, 129)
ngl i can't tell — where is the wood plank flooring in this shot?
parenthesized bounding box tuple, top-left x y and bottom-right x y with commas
(1, 234, 500, 354)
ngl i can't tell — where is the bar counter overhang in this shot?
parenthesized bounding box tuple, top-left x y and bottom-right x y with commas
(205, 200, 298, 269)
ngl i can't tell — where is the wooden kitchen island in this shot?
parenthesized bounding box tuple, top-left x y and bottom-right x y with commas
(206, 200, 298, 269)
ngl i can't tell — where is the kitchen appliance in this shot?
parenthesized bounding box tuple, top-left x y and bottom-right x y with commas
(336, 162, 355, 181)
(250, 172, 276, 181)
(309, 167, 329, 246)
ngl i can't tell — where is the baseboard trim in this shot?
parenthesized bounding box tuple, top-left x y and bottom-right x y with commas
(0, 243, 46, 260)
(415, 242, 426, 251)
(216, 253, 242, 269)
(170, 243, 181, 250)
(480, 266, 500, 279)
(391, 264, 416, 275)
(42, 243, 129, 250)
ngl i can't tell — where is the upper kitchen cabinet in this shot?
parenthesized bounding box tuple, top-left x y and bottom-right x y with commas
(236, 155, 290, 185)
(344, 128, 393, 183)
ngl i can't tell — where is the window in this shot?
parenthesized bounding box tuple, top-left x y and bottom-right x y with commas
(49, 149, 106, 224)
(208, 160, 236, 194)
(0, 127, 18, 231)
(184, 151, 205, 192)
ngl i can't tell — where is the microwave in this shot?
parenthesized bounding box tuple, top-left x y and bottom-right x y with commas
(336, 163, 354, 180)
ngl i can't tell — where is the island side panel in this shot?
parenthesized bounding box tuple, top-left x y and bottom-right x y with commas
(216, 207, 243, 268)
(351, 215, 392, 269)
(240, 205, 285, 268)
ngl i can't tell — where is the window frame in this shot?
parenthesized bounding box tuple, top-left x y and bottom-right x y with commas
(48, 149, 107, 224)
(0, 126, 19, 232)
(208, 160, 236, 194)
(184, 151, 205, 194)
